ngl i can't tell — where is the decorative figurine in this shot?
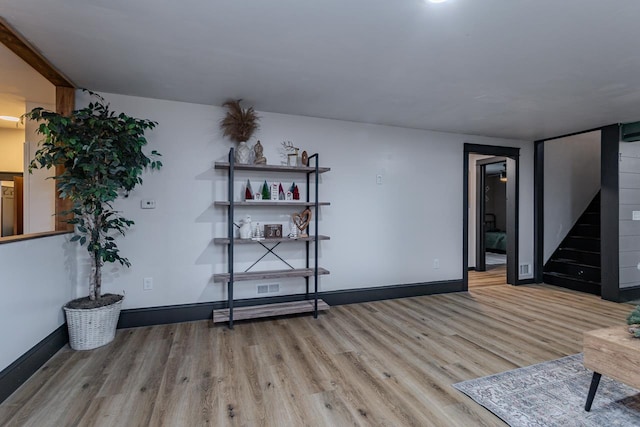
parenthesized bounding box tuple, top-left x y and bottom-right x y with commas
(288, 218, 298, 238)
(253, 140, 266, 165)
(239, 215, 252, 239)
(252, 222, 264, 240)
(261, 180, 270, 200)
(285, 191, 293, 201)
(293, 184, 300, 200)
(279, 183, 285, 200)
(301, 150, 308, 166)
(245, 179, 253, 200)
(270, 183, 278, 200)
(292, 208, 312, 238)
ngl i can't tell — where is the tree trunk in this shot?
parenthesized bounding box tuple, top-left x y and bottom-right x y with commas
(89, 211, 102, 300)
(92, 250, 101, 300)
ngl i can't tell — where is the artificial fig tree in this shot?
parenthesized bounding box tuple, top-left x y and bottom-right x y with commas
(25, 91, 162, 307)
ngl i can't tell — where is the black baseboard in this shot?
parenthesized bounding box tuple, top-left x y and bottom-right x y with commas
(517, 278, 537, 285)
(619, 286, 640, 302)
(321, 280, 463, 306)
(117, 293, 309, 329)
(118, 279, 464, 329)
(0, 324, 68, 404)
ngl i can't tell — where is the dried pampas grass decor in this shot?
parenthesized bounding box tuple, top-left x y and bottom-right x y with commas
(220, 99, 260, 143)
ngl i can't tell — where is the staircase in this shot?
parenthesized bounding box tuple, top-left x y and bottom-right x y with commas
(543, 192, 601, 295)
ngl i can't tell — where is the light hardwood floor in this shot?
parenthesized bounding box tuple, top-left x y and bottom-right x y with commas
(0, 283, 632, 426)
(468, 265, 507, 288)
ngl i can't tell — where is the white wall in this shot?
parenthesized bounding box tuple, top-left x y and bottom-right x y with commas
(543, 131, 600, 262)
(0, 234, 76, 372)
(23, 101, 56, 234)
(0, 128, 24, 172)
(619, 140, 640, 289)
(79, 92, 535, 310)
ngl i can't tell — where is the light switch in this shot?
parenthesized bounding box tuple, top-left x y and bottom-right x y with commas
(633, 211, 640, 221)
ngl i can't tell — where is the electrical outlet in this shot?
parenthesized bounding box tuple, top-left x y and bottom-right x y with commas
(433, 258, 440, 269)
(143, 277, 153, 290)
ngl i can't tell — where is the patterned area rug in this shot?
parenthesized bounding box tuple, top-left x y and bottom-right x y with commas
(453, 354, 640, 426)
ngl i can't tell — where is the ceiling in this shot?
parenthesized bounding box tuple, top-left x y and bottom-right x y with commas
(2, 0, 640, 141)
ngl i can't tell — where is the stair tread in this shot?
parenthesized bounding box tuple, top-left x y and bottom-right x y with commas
(543, 271, 600, 285)
(567, 236, 600, 240)
(558, 248, 600, 254)
(549, 261, 601, 270)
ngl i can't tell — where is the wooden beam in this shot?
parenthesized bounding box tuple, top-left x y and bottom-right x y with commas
(54, 86, 75, 231)
(56, 86, 75, 115)
(0, 17, 74, 88)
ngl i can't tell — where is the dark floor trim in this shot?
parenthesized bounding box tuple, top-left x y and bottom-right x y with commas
(619, 286, 640, 303)
(117, 294, 307, 328)
(118, 279, 464, 329)
(321, 280, 464, 306)
(518, 279, 537, 285)
(0, 324, 68, 404)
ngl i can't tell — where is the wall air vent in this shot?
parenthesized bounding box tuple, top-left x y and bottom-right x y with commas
(621, 122, 640, 142)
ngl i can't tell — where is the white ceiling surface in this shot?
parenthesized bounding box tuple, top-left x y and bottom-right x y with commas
(2, 0, 640, 140)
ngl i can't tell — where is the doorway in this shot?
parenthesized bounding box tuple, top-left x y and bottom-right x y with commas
(463, 144, 520, 289)
(475, 157, 508, 272)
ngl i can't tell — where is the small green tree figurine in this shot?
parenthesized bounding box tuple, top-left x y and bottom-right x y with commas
(25, 91, 162, 307)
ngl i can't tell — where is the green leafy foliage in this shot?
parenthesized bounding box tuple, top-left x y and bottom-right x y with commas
(627, 305, 640, 325)
(24, 91, 162, 300)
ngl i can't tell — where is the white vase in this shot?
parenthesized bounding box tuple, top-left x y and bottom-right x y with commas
(235, 141, 251, 164)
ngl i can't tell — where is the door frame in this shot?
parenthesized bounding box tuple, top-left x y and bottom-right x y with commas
(533, 124, 621, 301)
(463, 144, 520, 289)
(475, 157, 507, 271)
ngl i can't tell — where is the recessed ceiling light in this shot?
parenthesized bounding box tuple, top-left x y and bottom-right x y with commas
(0, 115, 20, 122)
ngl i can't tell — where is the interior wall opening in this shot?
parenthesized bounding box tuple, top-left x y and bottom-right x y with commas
(463, 144, 520, 291)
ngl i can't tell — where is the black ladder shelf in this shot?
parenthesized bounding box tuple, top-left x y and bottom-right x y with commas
(213, 147, 331, 328)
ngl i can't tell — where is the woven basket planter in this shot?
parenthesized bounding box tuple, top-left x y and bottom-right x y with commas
(64, 298, 123, 350)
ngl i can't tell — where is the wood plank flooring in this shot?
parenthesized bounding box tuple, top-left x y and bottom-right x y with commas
(0, 283, 632, 426)
(468, 265, 507, 288)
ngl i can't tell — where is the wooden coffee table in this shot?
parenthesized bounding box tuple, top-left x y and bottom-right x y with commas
(583, 325, 640, 411)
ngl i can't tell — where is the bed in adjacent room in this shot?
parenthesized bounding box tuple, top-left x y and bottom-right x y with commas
(484, 213, 506, 253)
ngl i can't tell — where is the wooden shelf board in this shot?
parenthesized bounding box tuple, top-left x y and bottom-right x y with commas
(214, 162, 330, 174)
(213, 299, 330, 323)
(214, 201, 330, 207)
(214, 235, 330, 245)
(213, 267, 330, 283)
